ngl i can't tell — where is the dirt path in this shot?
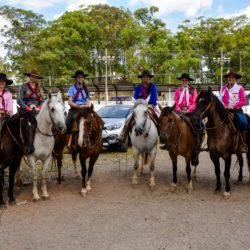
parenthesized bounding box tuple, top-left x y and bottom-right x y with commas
(1, 149, 250, 250)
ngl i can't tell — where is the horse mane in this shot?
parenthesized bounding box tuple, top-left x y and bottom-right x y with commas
(161, 106, 173, 116)
(133, 98, 148, 108)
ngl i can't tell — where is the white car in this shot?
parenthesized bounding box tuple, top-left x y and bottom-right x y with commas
(97, 104, 133, 151)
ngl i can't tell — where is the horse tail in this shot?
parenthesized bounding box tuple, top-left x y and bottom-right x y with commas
(144, 153, 150, 165)
(191, 150, 199, 166)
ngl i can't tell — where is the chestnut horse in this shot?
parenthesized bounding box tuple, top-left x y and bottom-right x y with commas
(54, 104, 104, 196)
(159, 105, 200, 193)
(191, 87, 250, 198)
(0, 110, 37, 208)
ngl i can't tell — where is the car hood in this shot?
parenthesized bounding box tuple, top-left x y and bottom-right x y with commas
(102, 118, 126, 128)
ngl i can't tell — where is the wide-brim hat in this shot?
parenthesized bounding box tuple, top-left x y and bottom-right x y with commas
(24, 69, 43, 79)
(0, 73, 13, 85)
(138, 69, 154, 78)
(71, 70, 89, 78)
(177, 73, 194, 81)
(223, 70, 242, 79)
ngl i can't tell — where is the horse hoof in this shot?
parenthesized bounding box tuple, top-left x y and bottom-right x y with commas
(223, 192, 231, 200)
(8, 199, 16, 206)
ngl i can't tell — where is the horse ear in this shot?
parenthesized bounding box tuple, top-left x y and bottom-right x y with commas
(132, 97, 136, 104)
(158, 103, 163, 111)
(57, 91, 62, 99)
(48, 91, 52, 99)
(171, 103, 176, 111)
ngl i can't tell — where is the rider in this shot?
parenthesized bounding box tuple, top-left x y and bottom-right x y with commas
(17, 69, 43, 112)
(0, 72, 13, 135)
(119, 69, 158, 143)
(174, 73, 197, 115)
(66, 70, 91, 148)
(219, 69, 248, 153)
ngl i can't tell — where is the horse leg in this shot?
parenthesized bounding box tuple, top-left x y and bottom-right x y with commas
(185, 156, 193, 194)
(0, 167, 5, 208)
(8, 162, 20, 205)
(72, 152, 80, 178)
(132, 150, 140, 185)
(80, 157, 88, 196)
(223, 156, 232, 199)
(29, 157, 40, 200)
(169, 152, 177, 192)
(86, 155, 99, 193)
(149, 148, 157, 188)
(41, 156, 52, 199)
(237, 153, 244, 183)
(210, 152, 221, 192)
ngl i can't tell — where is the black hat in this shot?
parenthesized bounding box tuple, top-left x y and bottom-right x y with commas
(223, 70, 242, 79)
(138, 69, 154, 78)
(71, 70, 88, 78)
(24, 69, 43, 79)
(177, 73, 194, 81)
(0, 73, 13, 85)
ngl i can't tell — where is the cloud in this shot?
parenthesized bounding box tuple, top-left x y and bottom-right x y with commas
(128, 0, 213, 17)
(221, 5, 250, 19)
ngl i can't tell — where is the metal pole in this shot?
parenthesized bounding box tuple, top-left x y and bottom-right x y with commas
(220, 48, 223, 91)
(105, 48, 108, 105)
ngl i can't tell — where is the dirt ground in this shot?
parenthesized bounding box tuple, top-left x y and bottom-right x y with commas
(0, 148, 250, 250)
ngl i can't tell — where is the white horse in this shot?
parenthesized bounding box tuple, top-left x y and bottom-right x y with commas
(130, 98, 159, 187)
(27, 93, 66, 200)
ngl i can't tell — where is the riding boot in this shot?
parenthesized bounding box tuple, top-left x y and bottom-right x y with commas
(238, 131, 248, 153)
(119, 113, 135, 143)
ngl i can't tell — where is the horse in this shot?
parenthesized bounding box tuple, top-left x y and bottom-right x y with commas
(191, 87, 250, 199)
(27, 93, 66, 200)
(129, 98, 159, 187)
(158, 105, 200, 193)
(54, 104, 104, 196)
(0, 110, 37, 208)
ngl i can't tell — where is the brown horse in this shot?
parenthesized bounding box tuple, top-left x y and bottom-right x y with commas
(0, 110, 37, 207)
(191, 87, 250, 199)
(159, 105, 200, 193)
(54, 104, 104, 196)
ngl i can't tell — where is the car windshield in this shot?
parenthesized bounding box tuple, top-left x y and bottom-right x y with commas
(97, 106, 132, 118)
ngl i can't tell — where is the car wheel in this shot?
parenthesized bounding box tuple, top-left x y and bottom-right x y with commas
(120, 137, 128, 152)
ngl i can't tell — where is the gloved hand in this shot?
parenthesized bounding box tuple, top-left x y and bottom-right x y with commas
(25, 106, 31, 111)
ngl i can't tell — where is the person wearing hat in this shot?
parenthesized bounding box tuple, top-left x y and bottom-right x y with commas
(174, 73, 197, 114)
(65, 70, 91, 149)
(0, 73, 13, 116)
(119, 69, 158, 143)
(0, 73, 13, 138)
(134, 69, 157, 107)
(17, 69, 44, 111)
(219, 69, 248, 153)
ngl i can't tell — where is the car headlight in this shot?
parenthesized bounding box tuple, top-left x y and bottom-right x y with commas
(106, 123, 123, 131)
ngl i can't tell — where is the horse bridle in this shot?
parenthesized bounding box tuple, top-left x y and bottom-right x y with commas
(198, 94, 226, 130)
(6, 117, 25, 149)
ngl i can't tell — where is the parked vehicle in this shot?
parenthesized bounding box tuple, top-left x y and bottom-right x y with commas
(97, 104, 133, 151)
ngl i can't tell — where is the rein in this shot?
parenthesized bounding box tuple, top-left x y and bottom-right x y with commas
(6, 117, 25, 149)
(198, 94, 226, 131)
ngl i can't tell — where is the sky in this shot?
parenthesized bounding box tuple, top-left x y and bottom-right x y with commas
(0, 0, 249, 56)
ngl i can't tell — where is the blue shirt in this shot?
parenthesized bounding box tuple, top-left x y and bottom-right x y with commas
(134, 82, 157, 106)
(67, 83, 90, 105)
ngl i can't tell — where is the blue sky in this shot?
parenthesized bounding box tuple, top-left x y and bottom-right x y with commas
(0, 0, 249, 32)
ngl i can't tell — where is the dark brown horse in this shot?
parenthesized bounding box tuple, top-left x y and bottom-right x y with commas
(191, 87, 250, 199)
(54, 104, 104, 196)
(159, 105, 200, 193)
(0, 110, 37, 208)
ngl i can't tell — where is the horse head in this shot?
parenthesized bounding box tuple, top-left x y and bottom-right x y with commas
(133, 99, 149, 136)
(158, 105, 176, 144)
(76, 104, 100, 148)
(15, 109, 37, 155)
(45, 93, 67, 134)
